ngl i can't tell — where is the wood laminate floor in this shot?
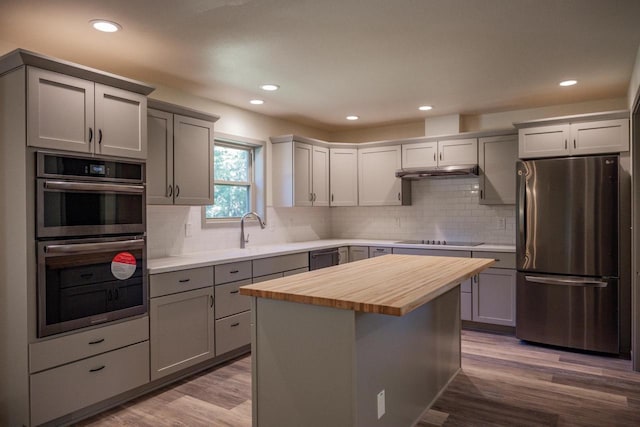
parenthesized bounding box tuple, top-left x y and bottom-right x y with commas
(77, 330, 640, 426)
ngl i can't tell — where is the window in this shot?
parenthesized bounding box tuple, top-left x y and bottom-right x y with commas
(203, 134, 265, 224)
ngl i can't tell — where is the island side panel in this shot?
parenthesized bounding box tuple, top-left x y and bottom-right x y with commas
(354, 287, 461, 427)
(253, 297, 357, 427)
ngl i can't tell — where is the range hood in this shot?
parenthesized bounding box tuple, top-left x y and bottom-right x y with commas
(395, 164, 479, 179)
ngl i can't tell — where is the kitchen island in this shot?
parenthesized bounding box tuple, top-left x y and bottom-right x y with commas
(240, 254, 495, 427)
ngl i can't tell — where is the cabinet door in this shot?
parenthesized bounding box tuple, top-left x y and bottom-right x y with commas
(570, 119, 629, 155)
(518, 124, 570, 159)
(329, 148, 358, 206)
(294, 142, 313, 206)
(173, 114, 214, 205)
(94, 84, 147, 159)
(147, 108, 174, 205)
(472, 268, 516, 326)
(27, 67, 94, 153)
(478, 135, 518, 205)
(312, 145, 330, 206)
(150, 287, 215, 380)
(438, 138, 477, 166)
(358, 146, 402, 206)
(402, 141, 437, 168)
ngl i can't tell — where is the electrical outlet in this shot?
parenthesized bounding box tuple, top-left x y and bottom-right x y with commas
(185, 223, 192, 237)
(496, 217, 506, 230)
(377, 389, 385, 419)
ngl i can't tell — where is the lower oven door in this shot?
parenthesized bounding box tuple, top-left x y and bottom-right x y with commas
(38, 236, 147, 337)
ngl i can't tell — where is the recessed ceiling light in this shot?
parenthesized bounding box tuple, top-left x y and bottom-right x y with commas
(260, 84, 279, 91)
(559, 80, 577, 87)
(250, 99, 264, 105)
(418, 105, 433, 111)
(346, 115, 359, 121)
(90, 19, 121, 33)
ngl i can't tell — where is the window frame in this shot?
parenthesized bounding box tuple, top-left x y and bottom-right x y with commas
(202, 133, 266, 227)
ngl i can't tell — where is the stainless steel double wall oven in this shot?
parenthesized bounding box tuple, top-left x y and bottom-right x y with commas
(36, 152, 147, 337)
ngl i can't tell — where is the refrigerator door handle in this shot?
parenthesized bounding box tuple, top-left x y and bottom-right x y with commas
(524, 275, 608, 288)
(517, 165, 527, 265)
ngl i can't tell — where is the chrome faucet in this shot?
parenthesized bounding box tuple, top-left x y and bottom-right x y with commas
(240, 211, 266, 248)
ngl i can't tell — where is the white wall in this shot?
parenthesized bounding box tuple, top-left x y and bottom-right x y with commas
(330, 178, 515, 244)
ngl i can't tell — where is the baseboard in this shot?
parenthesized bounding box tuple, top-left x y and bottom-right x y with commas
(462, 320, 516, 335)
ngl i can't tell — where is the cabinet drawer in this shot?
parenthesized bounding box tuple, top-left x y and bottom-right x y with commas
(369, 246, 392, 257)
(215, 261, 252, 285)
(30, 316, 148, 373)
(30, 341, 149, 426)
(283, 267, 309, 276)
(253, 273, 284, 283)
(150, 266, 213, 298)
(392, 247, 471, 257)
(252, 252, 308, 277)
(216, 311, 251, 355)
(215, 279, 252, 319)
(472, 251, 515, 269)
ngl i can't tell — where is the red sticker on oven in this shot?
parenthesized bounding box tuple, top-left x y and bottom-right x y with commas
(111, 252, 137, 280)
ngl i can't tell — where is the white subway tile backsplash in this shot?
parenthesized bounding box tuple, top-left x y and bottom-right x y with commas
(146, 177, 515, 257)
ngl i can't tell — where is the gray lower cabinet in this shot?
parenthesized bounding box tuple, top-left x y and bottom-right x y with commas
(472, 251, 517, 326)
(30, 341, 149, 426)
(392, 247, 473, 320)
(150, 286, 215, 380)
(472, 269, 516, 326)
(348, 246, 369, 262)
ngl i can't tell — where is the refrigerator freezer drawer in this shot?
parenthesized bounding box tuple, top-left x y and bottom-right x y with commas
(515, 272, 618, 353)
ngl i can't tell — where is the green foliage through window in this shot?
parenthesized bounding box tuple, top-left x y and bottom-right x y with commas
(206, 144, 252, 219)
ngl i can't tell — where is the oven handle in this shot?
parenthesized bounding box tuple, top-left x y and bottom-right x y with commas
(45, 239, 145, 254)
(44, 180, 145, 194)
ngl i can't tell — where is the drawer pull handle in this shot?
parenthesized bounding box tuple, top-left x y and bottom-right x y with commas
(90, 365, 105, 373)
(89, 338, 105, 345)
(230, 270, 239, 274)
(178, 279, 190, 283)
(80, 273, 94, 279)
(495, 258, 500, 262)
(230, 322, 240, 327)
(230, 290, 239, 294)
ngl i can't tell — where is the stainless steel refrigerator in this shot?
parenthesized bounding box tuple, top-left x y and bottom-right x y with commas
(516, 155, 619, 353)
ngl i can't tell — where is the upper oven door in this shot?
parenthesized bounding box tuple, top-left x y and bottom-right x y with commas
(37, 179, 146, 238)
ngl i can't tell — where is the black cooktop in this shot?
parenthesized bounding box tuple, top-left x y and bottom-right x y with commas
(397, 240, 484, 246)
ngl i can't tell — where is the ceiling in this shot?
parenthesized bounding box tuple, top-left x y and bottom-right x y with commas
(1, 0, 639, 131)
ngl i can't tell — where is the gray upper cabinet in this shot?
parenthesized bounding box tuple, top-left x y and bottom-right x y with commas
(517, 113, 629, 159)
(329, 148, 358, 206)
(27, 67, 147, 159)
(437, 138, 477, 167)
(401, 138, 477, 168)
(358, 145, 410, 206)
(478, 134, 518, 205)
(147, 101, 218, 205)
(271, 136, 329, 207)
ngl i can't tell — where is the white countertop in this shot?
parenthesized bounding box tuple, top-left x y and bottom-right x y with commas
(148, 239, 515, 274)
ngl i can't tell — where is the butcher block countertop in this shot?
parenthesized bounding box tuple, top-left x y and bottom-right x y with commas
(239, 254, 495, 316)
